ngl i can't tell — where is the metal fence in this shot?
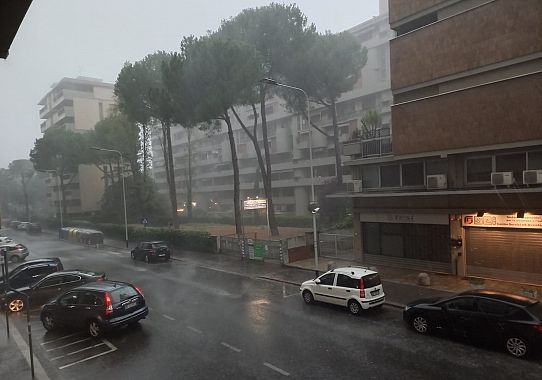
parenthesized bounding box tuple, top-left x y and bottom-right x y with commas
(318, 233, 355, 261)
(219, 235, 285, 263)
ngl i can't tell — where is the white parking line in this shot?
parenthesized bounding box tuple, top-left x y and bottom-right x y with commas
(162, 314, 175, 321)
(50, 342, 106, 361)
(220, 342, 241, 353)
(58, 347, 117, 370)
(108, 251, 121, 256)
(41, 332, 82, 345)
(132, 267, 148, 272)
(263, 362, 290, 376)
(46, 338, 91, 352)
(187, 326, 202, 334)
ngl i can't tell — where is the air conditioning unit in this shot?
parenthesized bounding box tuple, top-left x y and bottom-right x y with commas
(426, 174, 447, 189)
(353, 180, 362, 192)
(523, 170, 542, 184)
(491, 171, 514, 186)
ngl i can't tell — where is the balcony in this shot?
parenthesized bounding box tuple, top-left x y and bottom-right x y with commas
(342, 128, 393, 158)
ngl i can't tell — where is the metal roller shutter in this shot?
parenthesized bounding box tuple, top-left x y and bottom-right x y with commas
(466, 228, 542, 285)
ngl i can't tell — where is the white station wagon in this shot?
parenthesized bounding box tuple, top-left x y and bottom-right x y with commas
(300, 267, 385, 314)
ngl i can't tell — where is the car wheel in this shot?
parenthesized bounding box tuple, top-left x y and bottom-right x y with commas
(10, 256, 21, 263)
(348, 300, 362, 315)
(144, 254, 150, 263)
(505, 336, 528, 358)
(8, 298, 24, 312)
(411, 315, 430, 334)
(88, 320, 103, 338)
(42, 313, 56, 331)
(302, 290, 314, 304)
(131, 251, 135, 260)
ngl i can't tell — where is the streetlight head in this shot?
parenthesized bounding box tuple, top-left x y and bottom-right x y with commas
(260, 78, 278, 86)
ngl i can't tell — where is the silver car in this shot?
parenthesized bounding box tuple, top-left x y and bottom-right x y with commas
(0, 243, 30, 263)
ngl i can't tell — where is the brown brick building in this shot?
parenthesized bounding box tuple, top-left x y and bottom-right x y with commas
(340, 0, 542, 284)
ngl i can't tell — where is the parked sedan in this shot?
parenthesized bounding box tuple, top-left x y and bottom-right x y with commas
(2, 270, 105, 312)
(41, 280, 148, 338)
(0, 242, 29, 262)
(0, 258, 64, 290)
(27, 223, 42, 234)
(16, 222, 31, 231)
(131, 241, 171, 262)
(403, 290, 542, 358)
(0, 236, 13, 245)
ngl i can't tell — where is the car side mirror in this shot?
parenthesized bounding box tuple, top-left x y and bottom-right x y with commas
(315, 279, 321, 284)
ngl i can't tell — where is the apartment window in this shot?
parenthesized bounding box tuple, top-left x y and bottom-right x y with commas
(466, 157, 492, 183)
(380, 164, 400, 188)
(496, 153, 526, 184)
(426, 159, 448, 176)
(528, 151, 542, 170)
(361, 166, 379, 188)
(98, 102, 104, 121)
(402, 162, 424, 187)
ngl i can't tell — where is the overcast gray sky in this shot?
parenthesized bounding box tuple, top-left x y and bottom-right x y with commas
(0, 0, 380, 168)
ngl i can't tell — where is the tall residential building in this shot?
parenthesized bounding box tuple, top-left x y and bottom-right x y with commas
(38, 76, 115, 215)
(341, 0, 542, 285)
(151, 11, 394, 217)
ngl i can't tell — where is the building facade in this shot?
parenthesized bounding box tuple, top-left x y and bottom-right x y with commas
(341, 0, 542, 284)
(38, 76, 115, 215)
(151, 11, 394, 217)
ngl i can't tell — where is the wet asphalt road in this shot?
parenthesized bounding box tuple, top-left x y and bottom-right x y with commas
(3, 230, 542, 380)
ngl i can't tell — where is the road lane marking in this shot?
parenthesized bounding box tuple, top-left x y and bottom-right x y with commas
(162, 314, 176, 321)
(108, 251, 121, 256)
(220, 342, 241, 352)
(41, 332, 82, 345)
(187, 326, 202, 334)
(46, 338, 91, 352)
(58, 346, 117, 370)
(50, 342, 106, 361)
(132, 267, 148, 272)
(263, 362, 290, 376)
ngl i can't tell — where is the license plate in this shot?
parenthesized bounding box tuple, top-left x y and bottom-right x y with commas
(370, 290, 380, 296)
(125, 300, 137, 310)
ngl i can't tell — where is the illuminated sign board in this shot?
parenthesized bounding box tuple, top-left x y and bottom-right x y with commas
(243, 199, 267, 210)
(462, 213, 542, 229)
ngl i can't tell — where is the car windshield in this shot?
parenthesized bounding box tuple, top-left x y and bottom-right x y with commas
(110, 286, 138, 304)
(526, 302, 542, 320)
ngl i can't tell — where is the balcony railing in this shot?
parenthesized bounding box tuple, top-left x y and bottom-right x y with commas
(343, 128, 393, 158)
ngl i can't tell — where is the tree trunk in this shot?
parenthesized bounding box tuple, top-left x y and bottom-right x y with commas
(331, 100, 343, 185)
(224, 112, 242, 236)
(259, 88, 279, 236)
(21, 175, 30, 221)
(186, 128, 193, 220)
(141, 124, 148, 179)
(165, 122, 179, 228)
(59, 174, 67, 217)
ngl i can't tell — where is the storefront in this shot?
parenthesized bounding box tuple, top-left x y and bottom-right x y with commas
(360, 212, 452, 273)
(463, 213, 542, 285)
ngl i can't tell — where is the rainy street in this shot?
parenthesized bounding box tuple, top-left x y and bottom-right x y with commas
(3, 230, 541, 380)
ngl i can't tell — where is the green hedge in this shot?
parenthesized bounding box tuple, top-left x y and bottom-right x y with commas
(97, 224, 216, 253)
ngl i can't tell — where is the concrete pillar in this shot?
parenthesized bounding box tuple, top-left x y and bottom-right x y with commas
(353, 206, 363, 262)
(450, 216, 466, 277)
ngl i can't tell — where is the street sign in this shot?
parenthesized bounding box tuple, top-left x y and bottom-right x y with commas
(141, 218, 149, 226)
(243, 199, 267, 210)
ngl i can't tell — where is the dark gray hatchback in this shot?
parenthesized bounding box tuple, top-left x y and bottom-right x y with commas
(40, 280, 148, 337)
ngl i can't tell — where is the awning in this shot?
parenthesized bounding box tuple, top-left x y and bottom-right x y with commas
(0, 0, 32, 59)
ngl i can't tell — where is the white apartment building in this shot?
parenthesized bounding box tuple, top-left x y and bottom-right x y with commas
(151, 12, 393, 216)
(38, 76, 115, 215)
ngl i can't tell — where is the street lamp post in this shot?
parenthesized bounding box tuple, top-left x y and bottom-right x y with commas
(90, 147, 129, 248)
(39, 169, 63, 229)
(260, 78, 319, 275)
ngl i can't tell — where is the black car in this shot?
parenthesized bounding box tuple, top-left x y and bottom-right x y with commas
(41, 280, 148, 338)
(27, 223, 42, 234)
(2, 270, 105, 312)
(403, 290, 542, 358)
(0, 258, 64, 290)
(131, 241, 170, 262)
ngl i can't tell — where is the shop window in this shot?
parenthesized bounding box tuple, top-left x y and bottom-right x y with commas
(466, 157, 492, 183)
(361, 166, 379, 188)
(528, 151, 542, 170)
(380, 164, 400, 187)
(496, 153, 526, 184)
(402, 162, 424, 187)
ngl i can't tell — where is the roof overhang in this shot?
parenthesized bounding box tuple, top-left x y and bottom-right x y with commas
(1, 0, 32, 59)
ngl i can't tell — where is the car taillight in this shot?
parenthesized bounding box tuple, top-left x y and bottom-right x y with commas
(15, 244, 23, 249)
(134, 286, 144, 297)
(150, 249, 155, 255)
(534, 325, 542, 333)
(359, 278, 365, 298)
(105, 292, 113, 315)
(97, 275, 105, 281)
